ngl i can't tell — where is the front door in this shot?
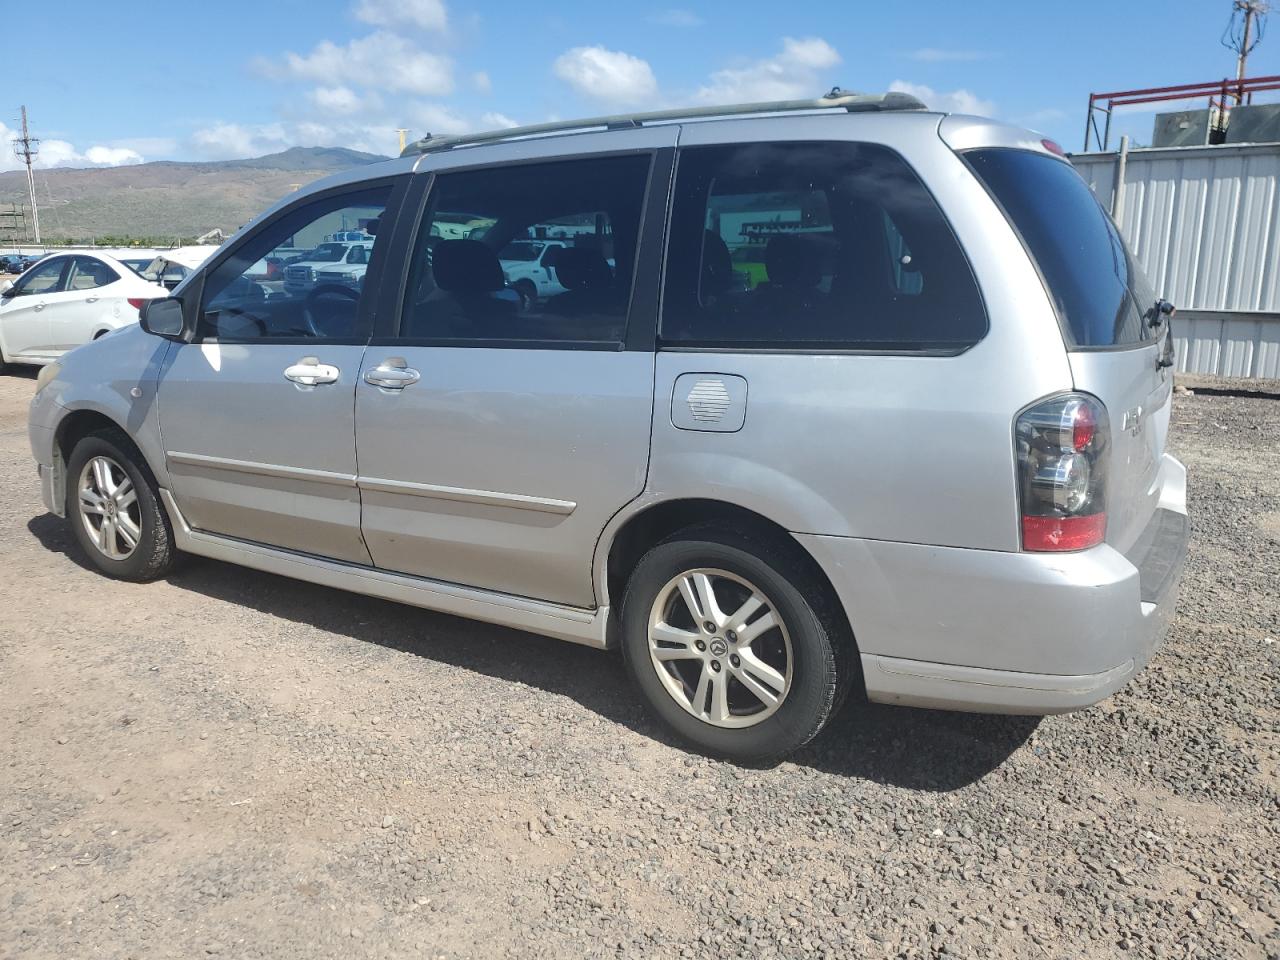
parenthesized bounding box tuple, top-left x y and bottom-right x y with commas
(158, 181, 400, 562)
(355, 143, 671, 607)
(0, 255, 72, 359)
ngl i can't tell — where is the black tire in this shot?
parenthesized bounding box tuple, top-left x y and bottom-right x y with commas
(513, 280, 536, 310)
(65, 429, 176, 582)
(621, 527, 845, 763)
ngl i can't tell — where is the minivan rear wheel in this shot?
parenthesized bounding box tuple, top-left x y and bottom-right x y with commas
(621, 529, 841, 762)
(66, 430, 176, 582)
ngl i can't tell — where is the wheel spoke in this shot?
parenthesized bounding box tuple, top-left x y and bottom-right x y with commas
(691, 572, 725, 627)
(726, 593, 764, 633)
(91, 458, 112, 495)
(691, 667, 711, 715)
(734, 668, 782, 709)
(116, 514, 141, 549)
(651, 623, 702, 660)
(736, 648, 787, 694)
(113, 476, 135, 508)
(79, 489, 106, 515)
(677, 575, 704, 622)
(99, 517, 119, 558)
(737, 610, 778, 646)
(708, 670, 730, 723)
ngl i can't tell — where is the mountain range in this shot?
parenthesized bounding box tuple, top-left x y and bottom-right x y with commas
(0, 146, 390, 242)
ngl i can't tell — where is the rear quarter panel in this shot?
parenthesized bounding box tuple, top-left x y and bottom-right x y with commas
(642, 113, 1073, 551)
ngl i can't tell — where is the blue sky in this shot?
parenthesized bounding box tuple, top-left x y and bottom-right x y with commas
(5, 0, 1276, 169)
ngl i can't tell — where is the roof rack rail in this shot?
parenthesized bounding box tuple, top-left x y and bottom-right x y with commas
(402, 88, 927, 157)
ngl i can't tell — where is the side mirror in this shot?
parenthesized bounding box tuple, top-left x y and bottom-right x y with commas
(139, 297, 189, 340)
(0, 279, 12, 296)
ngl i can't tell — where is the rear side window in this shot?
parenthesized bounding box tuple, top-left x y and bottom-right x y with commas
(661, 141, 985, 350)
(964, 149, 1157, 347)
(401, 154, 651, 346)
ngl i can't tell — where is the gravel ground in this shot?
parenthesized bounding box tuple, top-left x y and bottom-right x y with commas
(0, 372, 1276, 960)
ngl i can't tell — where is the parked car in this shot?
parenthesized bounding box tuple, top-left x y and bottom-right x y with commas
(28, 91, 1189, 762)
(281, 240, 375, 296)
(0, 251, 167, 368)
(3, 253, 44, 274)
(139, 246, 219, 291)
(95, 249, 160, 277)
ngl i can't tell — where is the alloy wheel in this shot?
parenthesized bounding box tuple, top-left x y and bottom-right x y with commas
(647, 568, 793, 728)
(77, 455, 142, 561)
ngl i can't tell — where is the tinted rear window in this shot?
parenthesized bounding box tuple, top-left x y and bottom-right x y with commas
(965, 149, 1157, 347)
(661, 141, 987, 351)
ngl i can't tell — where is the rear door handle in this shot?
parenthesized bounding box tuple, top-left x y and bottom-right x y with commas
(85, 296, 99, 303)
(364, 357, 420, 389)
(33, 302, 45, 311)
(284, 356, 341, 386)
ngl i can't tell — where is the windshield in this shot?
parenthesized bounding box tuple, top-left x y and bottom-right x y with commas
(965, 149, 1158, 347)
(307, 243, 349, 263)
(499, 242, 544, 262)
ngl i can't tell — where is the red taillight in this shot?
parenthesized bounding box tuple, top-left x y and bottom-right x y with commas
(1041, 138, 1066, 157)
(266, 261, 280, 279)
(1016, 393, 1108, 551)
(1021, 514, 1107, 551)
(1070, 400, 1097, 452)
(127, 297, 147, 311)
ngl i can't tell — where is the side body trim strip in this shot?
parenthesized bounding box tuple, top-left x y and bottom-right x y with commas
(157, 489, 609, 649)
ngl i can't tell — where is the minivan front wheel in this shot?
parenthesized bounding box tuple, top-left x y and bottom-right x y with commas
(622, 530, 841, 762)
(66, 431, 176, 582)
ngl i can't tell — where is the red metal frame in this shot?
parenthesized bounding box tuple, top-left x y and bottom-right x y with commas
(1083, 75, 1280, 151)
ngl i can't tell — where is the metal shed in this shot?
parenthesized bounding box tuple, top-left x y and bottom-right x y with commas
(1072, 141, 1280, 380)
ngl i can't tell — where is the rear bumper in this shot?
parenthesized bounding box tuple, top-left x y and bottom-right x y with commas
(796, 455, 1188, 715)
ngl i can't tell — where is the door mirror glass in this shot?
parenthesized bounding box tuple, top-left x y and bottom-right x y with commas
(140, 297, 187, 340)
(0, 279, 13, 296)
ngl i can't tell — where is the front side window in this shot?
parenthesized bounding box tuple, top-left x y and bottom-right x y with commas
(198, 185, 392, 341)
(12, 257, 67, 295)
(401, 154, 652, 345)
(662, 142, 986, 350)
(67, 257, 119, 291)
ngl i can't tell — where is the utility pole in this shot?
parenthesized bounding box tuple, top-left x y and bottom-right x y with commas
(396, 128, 410, 154)
(11, 106, 40, 245)
(1224, 1, 1270, 102)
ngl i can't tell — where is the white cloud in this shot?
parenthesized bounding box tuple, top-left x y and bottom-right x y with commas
(696, 37, 840, 103)
(480, 111, 519, 129)
(650, 9, 703, 27)
(277, 32, 452, 97)
(553, 46, 659, 106)
(84, 146, 144, 166)
(354, 0, 447, 31)
(191, 122, 291, 160)
(908, 48, 989, 62)
(310, 85, 366, 114)
(472, 70, 492, 93)
(0, 121, 149, 170)
(888, 80, 995, 117)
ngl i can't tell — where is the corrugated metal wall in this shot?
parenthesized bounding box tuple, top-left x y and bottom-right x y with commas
(1072, 143, 1280, 379)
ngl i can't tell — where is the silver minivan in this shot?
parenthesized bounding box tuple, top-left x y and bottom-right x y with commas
(27, 91, 1188, 761)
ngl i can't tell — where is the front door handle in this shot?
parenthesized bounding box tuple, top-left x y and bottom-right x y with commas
(284, 356, 341, 386)
(33, 302, 45, 311)
(85, 296, 99, 303)
(364, 357, 421, 389)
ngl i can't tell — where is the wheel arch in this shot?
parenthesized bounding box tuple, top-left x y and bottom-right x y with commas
(51, 407, 167, 514)
(598, 497, 857, 655)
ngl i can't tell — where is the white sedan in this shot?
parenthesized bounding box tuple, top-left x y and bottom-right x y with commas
(0, 252, 169, 369)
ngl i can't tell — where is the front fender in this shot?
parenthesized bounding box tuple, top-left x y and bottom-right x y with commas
(37, 326, 173, 488)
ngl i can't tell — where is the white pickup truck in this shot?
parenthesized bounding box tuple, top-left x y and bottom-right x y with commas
(282, 240, 375, 296)
(499, 240, 568, 307)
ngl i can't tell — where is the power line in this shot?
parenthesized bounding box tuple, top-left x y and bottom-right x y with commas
(11, 105, 41, 245)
